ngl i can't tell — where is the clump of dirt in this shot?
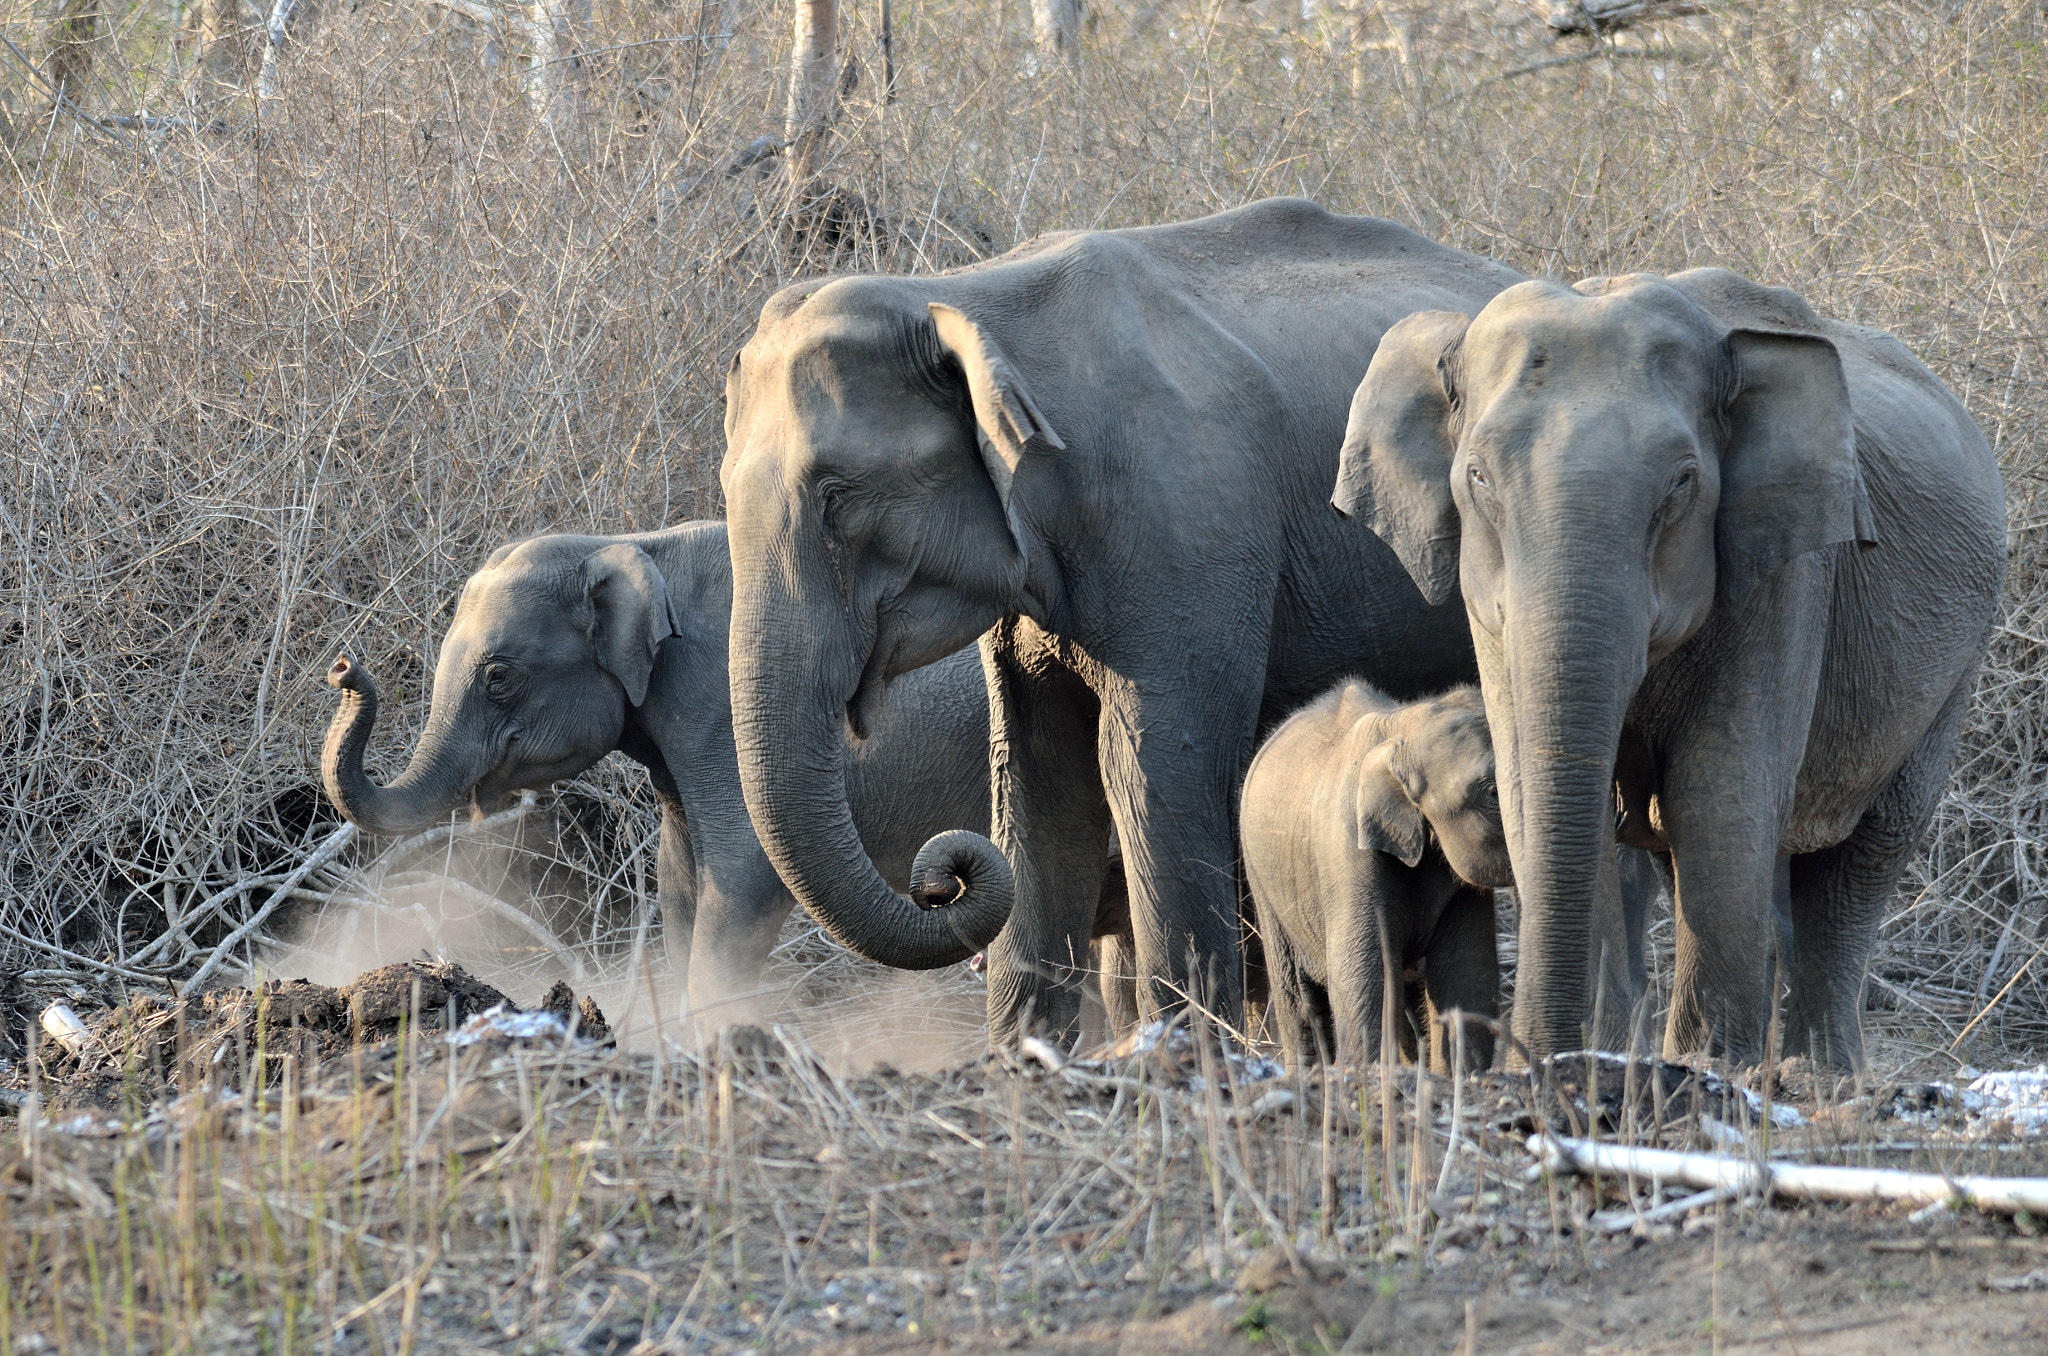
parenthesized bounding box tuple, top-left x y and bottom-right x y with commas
(536, 978, 611, 1042)
(3, 961, 609, 1115)
(336, 959, 512, 1040)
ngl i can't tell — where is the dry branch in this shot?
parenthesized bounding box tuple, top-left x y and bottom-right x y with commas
(181, 823, 359, 993)
(1533, 1134, 2048, 1217)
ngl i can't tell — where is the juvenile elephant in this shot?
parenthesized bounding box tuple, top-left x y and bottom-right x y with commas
(720, 198, 1524, 1044)
(1244, 682, 1508, 1072)
(318, 521, 1022, 1015)
(1335, 269, 2005, 1071)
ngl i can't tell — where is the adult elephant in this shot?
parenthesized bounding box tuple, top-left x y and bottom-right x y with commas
(1334, 268, 2004, 1070)
(720, 198, 1523, 1043)
(318, 521, 1031, 1016)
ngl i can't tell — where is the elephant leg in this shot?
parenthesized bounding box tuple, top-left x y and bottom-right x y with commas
(1616, 846, 1665, 1002)
(1091, 931, 1140, 1044)
(682, 797, 799, 1026)
(1096, 674, 1262, 1029)
(1090, 861, 1140, 1042)
(981, 619, 1115, 1047)
(1656, 727, 1804, 1065)
(656, 795, 697, 998)
(1326, 854, 1405, 1067)
(1250, 894, 1314, 1068)
(1423, 885, 1498, 1073)
(1784, 677, 1972, 1074)
(1655, 566, 1831, 1067)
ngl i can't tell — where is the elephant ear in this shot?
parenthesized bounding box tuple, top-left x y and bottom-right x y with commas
(1716, 329, 1878, 611)
(580, 544, 680, 707)
(1355, 739, 1428, 869)
(1332, 311, 1472, 607)
(928, 301, 1066, 513)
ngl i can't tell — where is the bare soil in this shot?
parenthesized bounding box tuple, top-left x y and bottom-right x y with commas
(7, 982, 2048, 1354)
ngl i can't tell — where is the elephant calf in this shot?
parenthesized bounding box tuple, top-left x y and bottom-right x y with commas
(318, 521, 1020, 1019)
(1242, 681, 1510, 1071)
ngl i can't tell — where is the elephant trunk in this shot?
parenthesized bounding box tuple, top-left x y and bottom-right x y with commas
(729, 582, 1013, 970)
(1489, 590, 1647, 1062)
(320, 656, 477, 837)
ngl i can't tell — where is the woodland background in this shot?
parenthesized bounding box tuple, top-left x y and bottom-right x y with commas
(1, 0, 2044, 1069)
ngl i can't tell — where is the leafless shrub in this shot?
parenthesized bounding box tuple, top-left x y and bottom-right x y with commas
(1, 1, 2043, 1068)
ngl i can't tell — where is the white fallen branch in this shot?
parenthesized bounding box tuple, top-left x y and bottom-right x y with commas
(1531, 1133, 2048, 1217)
(1590, 1182, 1741, 1233)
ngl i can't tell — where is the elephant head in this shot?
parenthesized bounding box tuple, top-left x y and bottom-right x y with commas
(720, 277, 1051, 970)
(1334, 272, 1873, 1058)
(321, 537, 680, 836)
(1357, 687, 1512, 892)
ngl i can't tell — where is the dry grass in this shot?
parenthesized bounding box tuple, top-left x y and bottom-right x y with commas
(7, 1003, 2048, 1353)
(2, 2, 2045, 1071)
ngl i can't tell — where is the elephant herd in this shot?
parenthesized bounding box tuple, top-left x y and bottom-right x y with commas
(321, 198, 2005, 1075)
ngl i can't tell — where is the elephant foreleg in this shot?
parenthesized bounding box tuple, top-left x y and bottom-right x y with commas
(656, 797, 697, 1000)
(980, 619, 1115, 1047)
(1096, 676, 1261, 1030)
(1785, 675, 1972, 1074)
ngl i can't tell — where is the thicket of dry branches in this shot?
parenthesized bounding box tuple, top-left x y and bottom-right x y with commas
(2, 0, 2044, 1067)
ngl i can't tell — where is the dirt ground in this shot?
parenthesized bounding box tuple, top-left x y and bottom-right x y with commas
(6, 967, 2048, 1355)
(860, 1216, 2048, 1355)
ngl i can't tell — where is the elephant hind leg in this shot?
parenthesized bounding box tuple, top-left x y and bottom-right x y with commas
(1253, 899, 1332, 1070)
(1786, 676, 1974, 1075)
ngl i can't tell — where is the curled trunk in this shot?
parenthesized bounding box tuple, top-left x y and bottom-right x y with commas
(729, 579, 1014, 969)
(320, 656, 474, 838)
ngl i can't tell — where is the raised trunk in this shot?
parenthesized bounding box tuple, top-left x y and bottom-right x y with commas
(320, 656, 476, 838)
(729, 598, 1013, 971)
(1489, 595, 1648, 1061)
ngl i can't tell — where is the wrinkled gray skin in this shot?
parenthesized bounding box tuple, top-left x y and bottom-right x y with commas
(318, 522, 1023, 1015)
(1335, 269, 2005, 1071)
(1244, 682, 1509, 1072)
(720, 199, 1524, 1044)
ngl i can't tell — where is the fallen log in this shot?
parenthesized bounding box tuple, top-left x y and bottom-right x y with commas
(1530, 1133, 2048, 1217)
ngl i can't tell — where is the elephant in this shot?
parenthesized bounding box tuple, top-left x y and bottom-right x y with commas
(1333, 267, 2005, 1071)
(719, 197, 1525, 1044)
(317, 520, 1027, 1017)
(1243, 681, 1509, 1072)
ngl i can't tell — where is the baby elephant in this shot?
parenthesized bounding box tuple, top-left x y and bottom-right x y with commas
(1243, 681, 1510, 1071)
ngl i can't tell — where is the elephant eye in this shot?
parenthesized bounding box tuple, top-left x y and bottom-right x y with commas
(1467, 462, 1489, 490)
(482, 662, 519, 700)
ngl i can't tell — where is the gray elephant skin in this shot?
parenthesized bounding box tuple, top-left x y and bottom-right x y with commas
(318, 521, 1022, 1014)
(1334, 268, 2005, 1071)
(719, 198, 1525, 1043)
(1244, 681, 1508, 1072)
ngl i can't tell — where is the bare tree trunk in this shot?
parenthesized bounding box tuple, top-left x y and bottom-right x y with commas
(43, 0, 102, 103)
(1031, 0, 1081, 68)
(785, 0, 839, 193)
(256, 0, 297, 100)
